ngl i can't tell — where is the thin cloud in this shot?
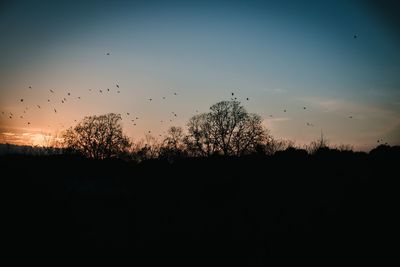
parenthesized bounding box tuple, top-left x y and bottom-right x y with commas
(263, 88, 287, 94)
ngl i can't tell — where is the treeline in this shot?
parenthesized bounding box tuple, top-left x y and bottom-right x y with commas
(1, 100, 397, 161)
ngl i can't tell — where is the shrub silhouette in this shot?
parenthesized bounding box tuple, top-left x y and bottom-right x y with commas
(63, 113, 131, 159)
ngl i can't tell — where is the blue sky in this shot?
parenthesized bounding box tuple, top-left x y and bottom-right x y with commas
(1, 0, 399, 150)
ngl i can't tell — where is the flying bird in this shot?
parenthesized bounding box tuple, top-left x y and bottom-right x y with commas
(28, 86, 32, 89)
(20, 99, 23, 102)
(47, 99, 50, 102)
(231, 92, 234, 96)
(127, 113, 130, 115)
(303, 107, 306, 110)
(174, 92, 177, 95)
(99, 90, 102, 93)
(107, 88, 110, 92)
(116, 84, 119, 88)
(348, 116, 353, 119)
(54, 108, 57, 113)
(353, 34, 357, 39)
(284, 109, 286, 112)
(117, 90, 120, 93)
(149, 98, 152, 101)
(106, 52, 110, 56)
(67, 93, 70, 96)
(37, 105, 41, 109)
(246, 98, 249, 101)
(50, 89, 54, 93)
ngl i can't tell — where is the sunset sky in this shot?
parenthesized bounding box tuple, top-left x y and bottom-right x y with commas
(1, 0, 399, 150)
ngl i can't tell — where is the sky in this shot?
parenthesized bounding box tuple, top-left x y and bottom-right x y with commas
(0, 0, 399, 150)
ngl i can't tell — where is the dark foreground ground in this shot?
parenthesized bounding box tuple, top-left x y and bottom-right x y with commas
(1, 146, 398, 264)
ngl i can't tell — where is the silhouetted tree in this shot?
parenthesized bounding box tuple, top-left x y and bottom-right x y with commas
(185, 113, 215, 156)
(63, 113, 131, 159)
(306, 132, 329, 154)
(159, 126, 187, 160)
(186, 100, 269, 156)
(130, 134, 161, 162)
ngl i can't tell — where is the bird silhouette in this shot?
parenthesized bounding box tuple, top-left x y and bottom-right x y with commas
(47, 99, 50, 102)
(27, 122, 30, 125)
(107, 88, 110, 92)
(284, 109, 286, 112)
(127, 113, 130, 115)
(37, 105, 41, 109)
(116, 84, 119, 88)
(54, 108, 57, 113)
(67, 93, 70, 96)
(117, 90, 120, 93)
(99, 90, 102, 93)
(106, 52, 110, 56)
(348, 116, 353, 119)
(149, 98, 152, 101)
(231, 92, 234, 96)
(303, 107, 306, 110)
(246, 98, 249, 101)
(353, 34, 357, 39)
(174, 92, 177, 95)
(20, 99, 23, 102)
(28, 86, 32, 89)
(50, 89, 54, 93)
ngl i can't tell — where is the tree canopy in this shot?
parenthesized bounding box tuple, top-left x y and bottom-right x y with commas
(63, 113, 131, 159)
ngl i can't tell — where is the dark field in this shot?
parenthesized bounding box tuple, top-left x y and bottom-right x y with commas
(2, 146, 397, 264)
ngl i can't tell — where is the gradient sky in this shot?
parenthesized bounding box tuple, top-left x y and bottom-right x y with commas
(1, 0, 399, 150)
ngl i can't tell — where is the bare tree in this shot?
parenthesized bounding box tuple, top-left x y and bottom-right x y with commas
(186, 100, 269, 156)
(130, 134, 162, 162)
(185, 113, 215, 156)
(159, 126, 187, 160)
(306, 131, 329, 154)
(63, 113, 131, 159)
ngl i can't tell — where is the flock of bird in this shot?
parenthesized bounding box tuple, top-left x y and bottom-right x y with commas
(2, 78, 366, 139)
(2, 38, 387, 145)
(3, 81, 184, 134)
